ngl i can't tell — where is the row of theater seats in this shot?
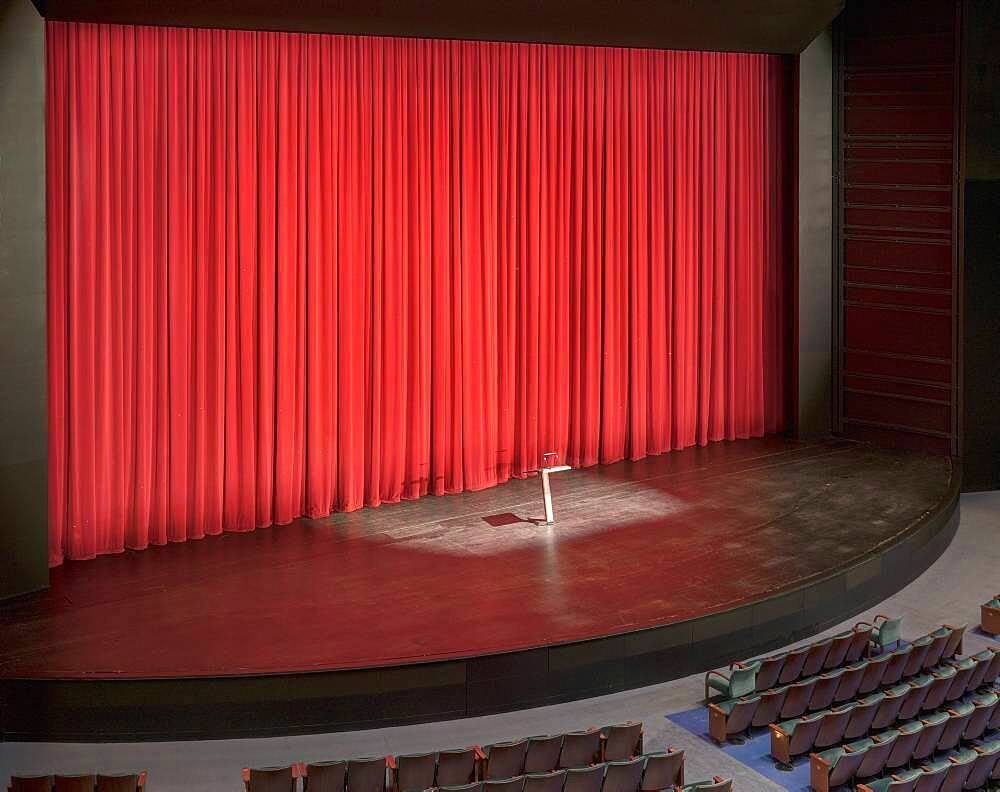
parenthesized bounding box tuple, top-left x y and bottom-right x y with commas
(706, 620, 966, 704)
(771, 658, 1000, 763)
(5, 775, 144, 792)
(239, 726, 731, 792)
(707, 624, 984, 742)
(806, 687, 1000, 789)
(706, 621, 878, 701)
(855, 740, 1000, 792)
(243, 753, 728, 792)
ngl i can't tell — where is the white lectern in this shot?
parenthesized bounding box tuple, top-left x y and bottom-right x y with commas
(538, 452, 571, 525)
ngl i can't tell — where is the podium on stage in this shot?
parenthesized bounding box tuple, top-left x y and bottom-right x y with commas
(538, 452, 571, 525)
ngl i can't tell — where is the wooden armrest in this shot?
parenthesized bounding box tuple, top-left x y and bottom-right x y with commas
(854, 621, 874, 630)
(810, 752, 831, 768)
(298, 764, 308, 778)
(137, 771, 148, 791)
(242, 769, 250, 783)
(770, 723, 788, 738)
(474, 747, 486, 761)
(386, 757, 397, 770)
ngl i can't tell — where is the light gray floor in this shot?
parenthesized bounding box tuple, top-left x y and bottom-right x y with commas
(2, 492, 997, 792)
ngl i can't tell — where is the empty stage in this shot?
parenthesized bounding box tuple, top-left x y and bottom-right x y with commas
(0, 437, 959, 740)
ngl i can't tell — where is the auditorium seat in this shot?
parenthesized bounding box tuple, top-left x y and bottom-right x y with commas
(708, 695, 758, 742)
(983, 596, 1000, 635)
(963, 740, 1000, 790)
(750, 686, 787, 729)
(834, 661, 867, 703)
(965, 649, 996, 690)
(936, 703, 974, 752)
(911, 711, 949, 764)
(677, 778, 730, 792)
(778, 645, 811, 685)
(770, 711, 825, 764)
(855, 730, 898, 780)
(964, 691, 998, 740)
(884, 721, 923, 773)
(483, 741, 529, 780)
(441, 784, 484, 792)
(859, 651, 893, 695)
(845, 693, 885, 739)
(944, 754, 984, 792)
(557, 730, 601, 769)
(881, 644, 913, 687)
(923, 666, 957, 711)
(303, 760, 347, 792)
(825, 630, 857, 670)
(96, 774, 145, 792)
(944, 658, 975, 702)
(704, 665, 756, 703)
(601, 759, 643, 792)
(484, 778, 525, 792)
(810, 738, 873, 792)
(436, 750, 479, 786)
(898, 676, 933, 720)
(391, 753, 436, 792)
(941, 624, 967, 660)
(802, 640, 832, 678)
(347, 757, 389, 792)
(524, 737, 563, 774)
(638, 750, 684, 791)
(856, 768, 922, 792)
(809, 668, 844, 712)
(872, 684, 911, 730)
(522, 771, 564, 792)
(867, 615, 903, 652)
(562, 765, 602, 792)
(780, 678, 815, 719)
(752, 655, 785, 691)
(601, 723, 642, 762)
(903, 636, 933, 678)
(243, 766, 298, 792)
(924, 627, 953, 669)
(53, 778, 94, 792)
(814, 702, 856, 749)
(8, 777, 52, 792)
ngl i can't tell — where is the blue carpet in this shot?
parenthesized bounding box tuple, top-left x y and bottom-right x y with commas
(971, 626, 999, 645)
(665, 707, 813, 792)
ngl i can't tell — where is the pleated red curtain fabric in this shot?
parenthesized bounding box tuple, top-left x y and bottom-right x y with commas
(46, 21, 790, 565)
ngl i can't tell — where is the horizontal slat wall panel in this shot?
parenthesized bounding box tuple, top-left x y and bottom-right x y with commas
(843, 350, 951, 385)
(837, 0, 960, 455)
(844, 285, 951, 310)
(844, 186, 952, 207)
(843, 267, 952, 290)
(844, 375, 951, 401)
(843, 238, 951, 271)
(845, 305, 952, 357)
(845, 207, 951, 230)
(843, 391, 951, 433)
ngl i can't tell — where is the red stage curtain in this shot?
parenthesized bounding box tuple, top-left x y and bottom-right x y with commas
(46, 22, 789, 565)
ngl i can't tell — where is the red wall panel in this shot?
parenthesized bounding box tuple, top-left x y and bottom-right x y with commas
(837, 0, 960, 454)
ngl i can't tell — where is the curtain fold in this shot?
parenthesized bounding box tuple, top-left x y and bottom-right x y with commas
(46, 21, 790, 565)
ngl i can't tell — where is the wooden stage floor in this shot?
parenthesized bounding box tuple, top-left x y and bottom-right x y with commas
(0, 436, 954, 681)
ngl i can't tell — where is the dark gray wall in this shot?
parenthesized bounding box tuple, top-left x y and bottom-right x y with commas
(797, 29, 835, 439)
(0, 0, 48, 599)
(962, 0, 1000, 491)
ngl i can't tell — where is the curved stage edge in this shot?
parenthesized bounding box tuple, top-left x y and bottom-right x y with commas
(0, 441, 960, 742)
